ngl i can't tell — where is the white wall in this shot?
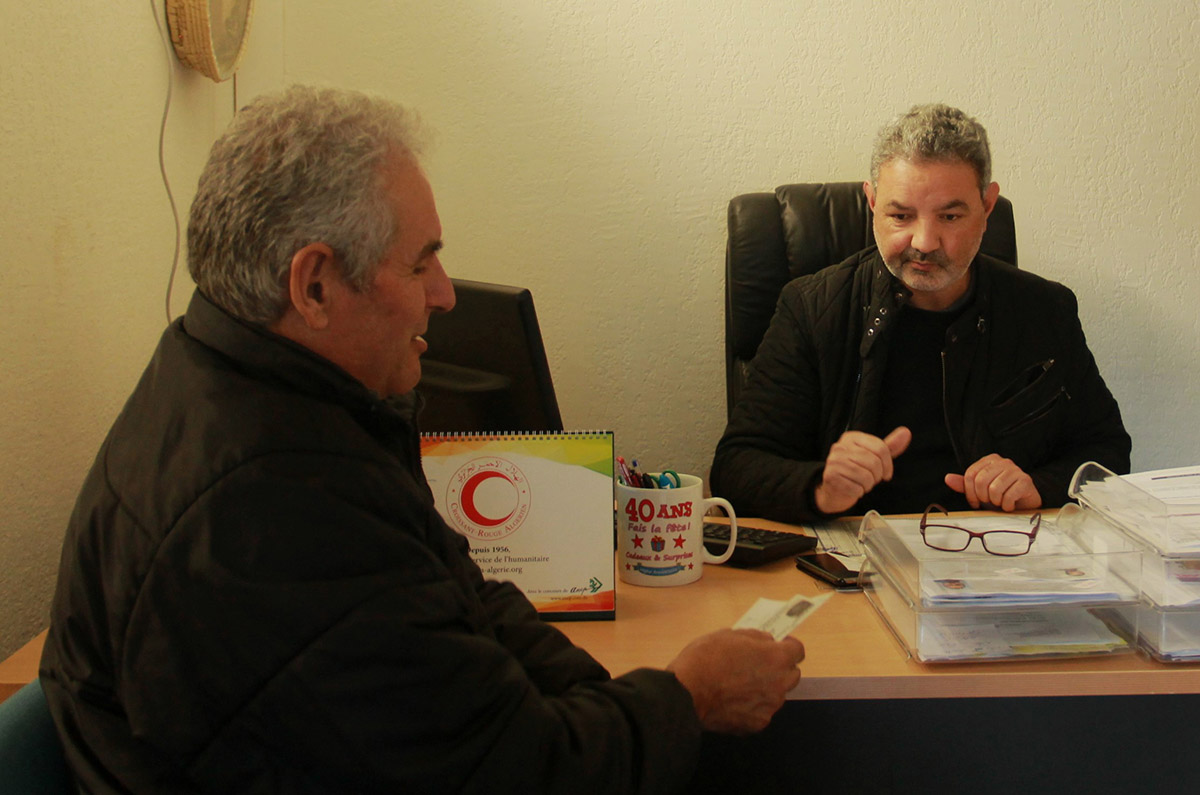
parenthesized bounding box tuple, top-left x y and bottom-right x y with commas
(2, 0, 1197, 657)
(275, 0, 1199, 475)
(0, 3, 229, 657)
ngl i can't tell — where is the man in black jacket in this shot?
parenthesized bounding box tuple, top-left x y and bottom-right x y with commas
(712, 104, 1130, 524)
(41, 85, 804, 793)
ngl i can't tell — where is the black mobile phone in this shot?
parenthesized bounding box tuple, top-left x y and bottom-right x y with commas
(795, 551, 861, 590)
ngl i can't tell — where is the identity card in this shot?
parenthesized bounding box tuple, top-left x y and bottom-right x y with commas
(732, 593, 832, 640)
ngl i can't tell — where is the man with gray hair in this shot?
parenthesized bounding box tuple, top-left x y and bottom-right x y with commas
(41, 85, 804, 793)
(712, 103, 1130, 522)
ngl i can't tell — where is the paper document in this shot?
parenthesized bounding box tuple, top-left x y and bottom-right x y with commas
(813, 519, 865, 566)
(733, 593, 832, 640)
(917, 609, 1130, 661)
(1075, 465, 1200, 551)
(1123, 466, 1200, 507)
(878, 517, 1133, 607)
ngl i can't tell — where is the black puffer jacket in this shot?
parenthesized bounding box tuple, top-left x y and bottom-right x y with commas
(711, 248, 1131, 523)
(41, 292, 699, 794)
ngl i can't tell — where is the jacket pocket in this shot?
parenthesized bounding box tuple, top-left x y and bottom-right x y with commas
(985, 359, 1071, 439)
(993, 386, 1069, 436)
(991, 359, 1056, 408)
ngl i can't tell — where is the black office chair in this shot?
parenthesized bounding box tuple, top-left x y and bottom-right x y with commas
(723, 182, 1018, 418)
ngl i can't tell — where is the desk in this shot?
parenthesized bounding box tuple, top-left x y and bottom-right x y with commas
(0, 629, 45, 704)
(559, 519, 1200, 793)
(560, 528, 1200, 700)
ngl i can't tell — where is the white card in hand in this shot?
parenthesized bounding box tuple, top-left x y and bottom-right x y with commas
(732, 593, 832, 640)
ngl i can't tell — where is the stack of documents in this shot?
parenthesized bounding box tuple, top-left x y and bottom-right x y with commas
(1073, 465, 1200, 552)
(859, 508, 1141, 663)
(919, 610, 1129, 661)
(880, 517, 1131, 608)
(813, 518, 865, 565)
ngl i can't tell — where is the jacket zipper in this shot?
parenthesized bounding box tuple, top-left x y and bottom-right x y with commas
(843, 368, 863, 433)
(941, 350, 964, 467)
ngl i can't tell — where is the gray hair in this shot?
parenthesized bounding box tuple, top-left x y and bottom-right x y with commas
(869, 104, 992, 197)
(187, 85, 422, 324)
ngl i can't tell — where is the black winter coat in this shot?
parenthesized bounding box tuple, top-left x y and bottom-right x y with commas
(42, 292, 700, 794)
(711, 248, 1131, 523)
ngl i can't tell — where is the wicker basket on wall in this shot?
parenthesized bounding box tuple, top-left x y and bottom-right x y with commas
(165, 0, 255, 82)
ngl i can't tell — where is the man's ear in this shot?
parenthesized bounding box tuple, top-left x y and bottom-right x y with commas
(863, 180, 876, 212)
(982, 181, 1000, 218)
(287, 243, 337, 330)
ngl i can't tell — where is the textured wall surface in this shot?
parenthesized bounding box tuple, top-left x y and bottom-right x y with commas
(0, 4, 226, 657)
(2, 1, 1198, 658)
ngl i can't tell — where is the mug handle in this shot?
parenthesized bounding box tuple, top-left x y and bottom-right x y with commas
(701, 497, 738, 564)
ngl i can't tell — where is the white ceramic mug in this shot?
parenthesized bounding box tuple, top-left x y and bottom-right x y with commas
(616, 473, 738, 586)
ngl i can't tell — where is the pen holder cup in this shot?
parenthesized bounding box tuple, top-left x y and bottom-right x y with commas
(616, 473, 737, 586)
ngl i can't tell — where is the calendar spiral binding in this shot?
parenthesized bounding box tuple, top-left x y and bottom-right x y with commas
(419, 429, 613, 441)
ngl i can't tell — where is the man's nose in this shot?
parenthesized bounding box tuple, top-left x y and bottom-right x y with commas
(429, 262, 456, 314)
(910, 219, 939, 255)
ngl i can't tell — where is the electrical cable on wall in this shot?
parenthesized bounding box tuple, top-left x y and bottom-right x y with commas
(155, 0, 256, 322)
(151, 0, 183, 325)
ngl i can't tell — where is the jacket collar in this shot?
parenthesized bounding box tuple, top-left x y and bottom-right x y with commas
(859, 250, 910, 358)
(858, 250, 996, 357)
(180, 291, 422, 429)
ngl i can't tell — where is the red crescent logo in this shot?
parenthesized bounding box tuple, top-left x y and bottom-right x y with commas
(460, 471, 514, 527)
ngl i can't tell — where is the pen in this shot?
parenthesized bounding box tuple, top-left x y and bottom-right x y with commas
(616, 456, 634, 486)
(630, 460, 649, 489)
(633, 465, 652, 489)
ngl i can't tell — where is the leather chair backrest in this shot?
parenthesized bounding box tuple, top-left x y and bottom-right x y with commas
(724, 181, 1017, 417)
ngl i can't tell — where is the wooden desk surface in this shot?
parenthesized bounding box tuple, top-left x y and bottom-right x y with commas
(0, 629, 46, 704)
(9, 518, 1200, 705)
(559, 520, 1200, 701)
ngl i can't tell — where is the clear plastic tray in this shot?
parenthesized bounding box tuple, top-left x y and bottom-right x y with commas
(1070, 461, 1200, 608)
(1136, 601, 1200, 662)
(860, 506, 1141, 663)
(1069, 462, 1200, 661)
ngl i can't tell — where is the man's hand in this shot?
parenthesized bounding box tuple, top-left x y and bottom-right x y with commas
(666, 629, 805, 735)
(813, 427, 912, 515)
(945, 454, 1042, 511)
